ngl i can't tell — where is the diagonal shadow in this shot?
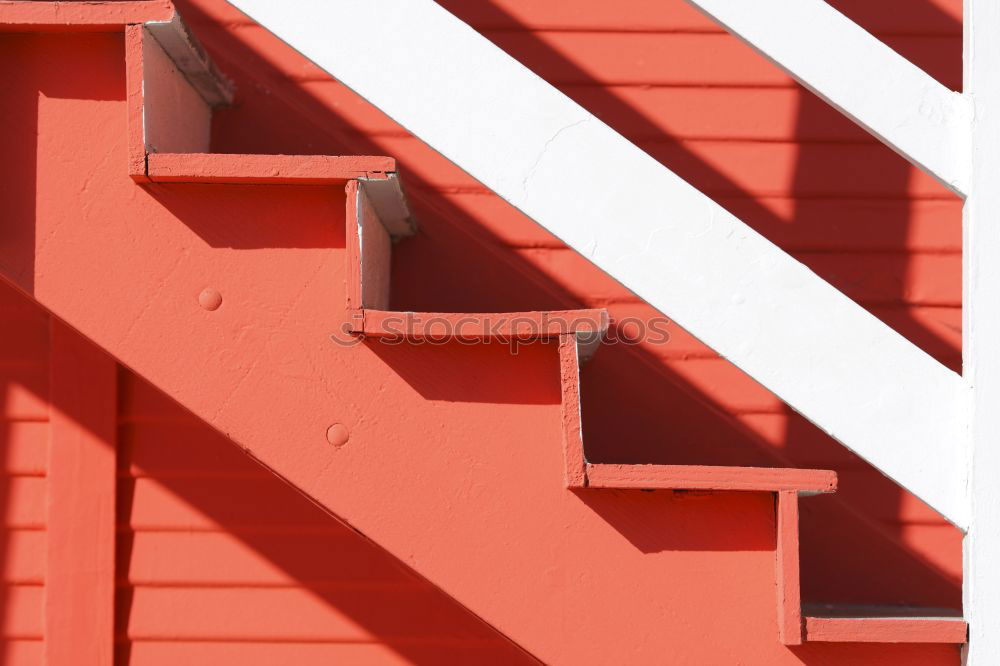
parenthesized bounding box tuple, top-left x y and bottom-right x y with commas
(0, 30, 541, 664)
(1, 282, 542, 663)
(111, 368, 539, 664)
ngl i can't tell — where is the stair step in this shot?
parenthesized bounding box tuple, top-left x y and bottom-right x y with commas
(355, 309, 608, 340)
(0, 0, 173, 30)
(584, 463, 837, 494)
(802, 604, 967, 643)
(146, 153, 395, 184)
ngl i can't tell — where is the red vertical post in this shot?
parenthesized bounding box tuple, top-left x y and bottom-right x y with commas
(558, 335, 586, 488)
(125, 23, 148, 182)
(775, 490, 803, 645)
(45, 321, 117, 665)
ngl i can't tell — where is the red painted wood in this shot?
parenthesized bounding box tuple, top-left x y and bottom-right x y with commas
(437, 0, 962, 34)
(804, 613, 968, 644)
(114, 370, 534, 664)
(0, 0, 173, 31)
(0, 587, 42, 639)
(0, 479, 45, 529)
(0, 424, 46, 478)
(46, 321, 117, 665)
(357, 309, 608, 339)
(146, 153, 396, 183)
(0, 284, 50, 659)
(121, 641, 530, 666)
(776, 491, 803, 645)
(558, 335, 586, 488)
(344, 180, 363, 311)
(125, 24, 148, 181)
(584, 463, 836, 493)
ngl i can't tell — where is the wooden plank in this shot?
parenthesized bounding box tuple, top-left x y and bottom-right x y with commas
(0, 587, 43, 639)
(46, 321, 117, 666)
(139, 24, 212, 155)
(584, 463, 836, 493)
(357, 309, 608, 340)
(356, 182, 391, 310)
(122, 640, 529, 666)
(344, 180, 363, 312)
(144, 14, 234, 108)
(0, 530, 45, 584)
(0, 478, 48, 528)
(146, 153, 396, 184)
(119, 586, 502, 642)
(125, 24, 148, 182)
(804, 611, 967, 643)
(775, 491, 802, 644)
(123, 477, 339, 532)
(558, 335, 586, 488)
(120, 531, 418, 587)
(0, 0, 173, 30)
(0, 423, 47, 476)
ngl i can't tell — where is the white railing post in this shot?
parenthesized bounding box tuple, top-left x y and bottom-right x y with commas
(964, 0, 1000, 659)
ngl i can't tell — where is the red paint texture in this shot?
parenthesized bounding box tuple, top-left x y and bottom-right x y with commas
(0, 0, 968, 663)
(0, 0, 173, 31)
(146, 153, 395, 184)
(46, 322, 117, 665)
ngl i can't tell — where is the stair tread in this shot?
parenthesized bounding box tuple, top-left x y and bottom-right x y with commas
(146, 153, 396, 184)
(0, 0, 173, 30)
(355, 308, 609, 338)
(583, 462, 837, 493)
(802, 604, 967, 644)
(803, 604, 964, 620)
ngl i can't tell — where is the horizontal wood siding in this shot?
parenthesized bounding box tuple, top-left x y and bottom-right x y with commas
(115, 371, 530, 664)
(0, 284, 47, 658)
(0, 281, 528, 663)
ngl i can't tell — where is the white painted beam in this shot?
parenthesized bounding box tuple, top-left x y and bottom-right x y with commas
(685, 0, 970, 195)
(227, 0, 969, 527)
(963, 0, 1000, 658)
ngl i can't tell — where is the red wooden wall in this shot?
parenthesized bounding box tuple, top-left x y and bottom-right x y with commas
(0, 281, 531, 663)
(0, 283, 48, 662)
(116, 364, 529, 663)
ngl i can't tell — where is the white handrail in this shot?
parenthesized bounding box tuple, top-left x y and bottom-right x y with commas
(686, 0, 970, 195)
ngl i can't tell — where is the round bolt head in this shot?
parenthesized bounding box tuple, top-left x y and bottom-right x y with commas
(326, 423, 350, 448)
(198, 288, 223, 311)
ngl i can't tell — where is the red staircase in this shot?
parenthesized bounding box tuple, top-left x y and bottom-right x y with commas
(346, 151, 967, 647)
(0, 1, 967, 662)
